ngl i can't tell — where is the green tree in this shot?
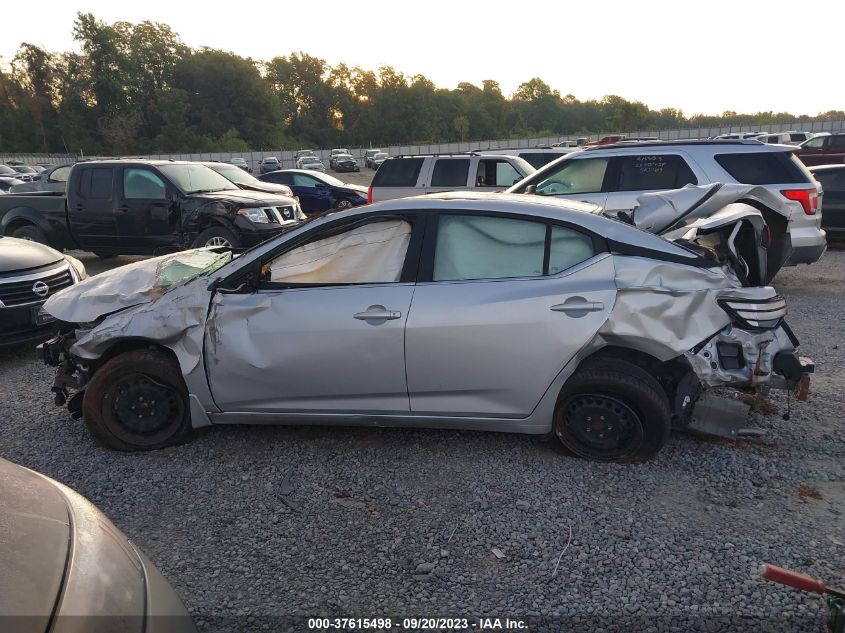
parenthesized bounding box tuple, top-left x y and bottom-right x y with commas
(453, 115, 469, 141)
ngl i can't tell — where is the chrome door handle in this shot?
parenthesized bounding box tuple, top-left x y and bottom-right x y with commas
(551, 301, 604, 313)
(354, 307, 401, 321)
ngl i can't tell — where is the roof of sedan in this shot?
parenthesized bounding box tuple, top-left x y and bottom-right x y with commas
(368, 191, 603, 218)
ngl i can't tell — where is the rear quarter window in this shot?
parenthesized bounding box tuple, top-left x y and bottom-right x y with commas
(371, 158, 424, 187)
(714, 152, 812, 185)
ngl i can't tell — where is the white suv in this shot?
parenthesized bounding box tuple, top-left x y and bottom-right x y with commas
(757, 131, 814, 146)
(368, 153, 534, 202)
(507, 139, 826, 265)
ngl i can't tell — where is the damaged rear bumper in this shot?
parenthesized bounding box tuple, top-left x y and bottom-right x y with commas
(683, 321, 813, 438)
(686, 325, 811, 388)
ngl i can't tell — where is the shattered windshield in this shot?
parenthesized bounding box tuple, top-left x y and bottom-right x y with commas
(152, 249, 233, 296)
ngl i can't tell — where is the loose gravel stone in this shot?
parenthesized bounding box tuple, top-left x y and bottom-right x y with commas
(0, 251, 843, 632)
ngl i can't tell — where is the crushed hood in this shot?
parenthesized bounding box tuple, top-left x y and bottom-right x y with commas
(44, 249, 231, 323)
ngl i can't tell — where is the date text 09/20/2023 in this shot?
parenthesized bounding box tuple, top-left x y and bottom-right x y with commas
(307, 618, 528, 630)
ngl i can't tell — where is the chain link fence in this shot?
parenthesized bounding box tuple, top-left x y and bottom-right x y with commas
(3, 120, 843, 173)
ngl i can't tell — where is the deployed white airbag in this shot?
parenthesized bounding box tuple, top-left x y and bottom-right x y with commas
(269, 219, 411, 284)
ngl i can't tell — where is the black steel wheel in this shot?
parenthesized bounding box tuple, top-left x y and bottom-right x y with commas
(553, 358, 671, 462)
(83, 349, 191, 451)
(106, 374, 185, 446)
(559, 393, 644, 461)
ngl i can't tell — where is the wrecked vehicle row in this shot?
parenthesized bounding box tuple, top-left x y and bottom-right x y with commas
(36, 185, 814, 462)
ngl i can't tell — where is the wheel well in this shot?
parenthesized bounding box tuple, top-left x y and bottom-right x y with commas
(580, 346, 697, 414)
(95, 339, 179, 369)
(4, 218, 35, 235)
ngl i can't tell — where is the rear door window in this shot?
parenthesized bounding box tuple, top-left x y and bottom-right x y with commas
(79, 167, 114, 199)
(371, 158, 424, 187)
(612, 154, 698, 191)
(715, 152, 812, 184)
(430, 159, 470, 187)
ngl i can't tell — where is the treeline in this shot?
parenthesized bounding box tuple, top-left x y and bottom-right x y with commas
(1, 13, 842, 155)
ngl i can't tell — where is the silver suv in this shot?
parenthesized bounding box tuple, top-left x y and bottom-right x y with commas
(368, 153, 534, 202)
(508, 139, 826, 265)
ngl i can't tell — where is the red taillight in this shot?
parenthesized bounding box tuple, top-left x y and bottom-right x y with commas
(781, 189, 818, 215)
(367, 186, 373, 204)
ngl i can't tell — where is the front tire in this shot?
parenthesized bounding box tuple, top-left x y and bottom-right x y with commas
(82, 350, 192, 451)
(552, 358, 671, 462)
(192, 226, 241, 248)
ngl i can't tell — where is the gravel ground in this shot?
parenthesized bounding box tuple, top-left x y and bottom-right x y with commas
(1, 250, 843, 632)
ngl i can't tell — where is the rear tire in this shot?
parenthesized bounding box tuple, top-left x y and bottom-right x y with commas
(82, 349, 192, 451)
(11, 223, 47, 244)
(552, 358, 671, 462)
(192, 226, 241, 249)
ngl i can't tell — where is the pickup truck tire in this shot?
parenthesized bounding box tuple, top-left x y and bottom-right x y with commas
(193, 226, 241, 249)
(82, 349, 192, 451)
(552, 358, 671, 462)
(10, 223, 47, 244)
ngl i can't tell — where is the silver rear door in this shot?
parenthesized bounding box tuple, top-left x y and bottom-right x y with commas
(405, 213, 615, 418)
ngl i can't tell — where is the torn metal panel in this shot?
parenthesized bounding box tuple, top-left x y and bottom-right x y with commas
(631, 183, 791, 234)
(43, 249, 230, 324)
(68, 278, 212, 375)
(596, 256, 736, 360)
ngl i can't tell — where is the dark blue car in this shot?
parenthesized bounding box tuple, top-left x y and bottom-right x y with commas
(258, 169, 368, 214)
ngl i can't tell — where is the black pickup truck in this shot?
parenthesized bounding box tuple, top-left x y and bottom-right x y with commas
(0, 159, 304, 256)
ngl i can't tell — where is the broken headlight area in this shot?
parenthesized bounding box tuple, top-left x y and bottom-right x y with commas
(37, 330, 90, 417)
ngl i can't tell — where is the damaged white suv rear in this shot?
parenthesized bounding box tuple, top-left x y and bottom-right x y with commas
(38, 186, 813, 462)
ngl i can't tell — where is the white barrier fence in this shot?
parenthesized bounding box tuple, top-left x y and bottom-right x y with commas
(3, 120, 843, 171)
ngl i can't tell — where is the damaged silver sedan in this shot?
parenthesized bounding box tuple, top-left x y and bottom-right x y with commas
(38, 187, 813, 461)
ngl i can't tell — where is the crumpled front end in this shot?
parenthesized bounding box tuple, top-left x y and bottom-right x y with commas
(38, 251, 226, 422)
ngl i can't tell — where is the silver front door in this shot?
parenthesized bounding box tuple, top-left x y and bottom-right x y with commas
(405, 256, 616, 418)
(205, 284, 414, 413)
